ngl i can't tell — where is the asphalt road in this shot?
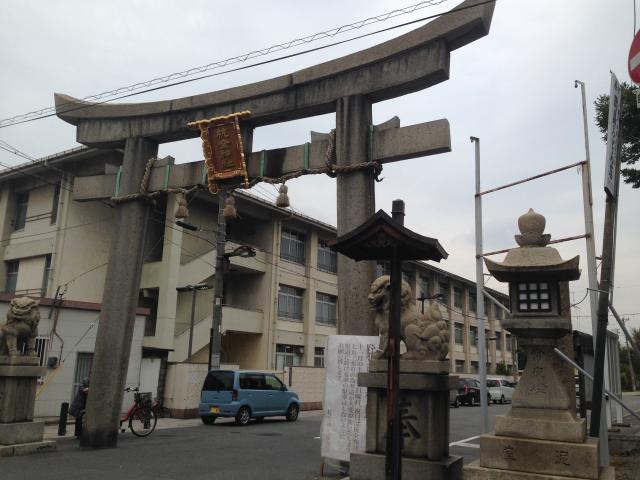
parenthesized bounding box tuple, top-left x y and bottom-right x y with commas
(3, 394, 640, 480)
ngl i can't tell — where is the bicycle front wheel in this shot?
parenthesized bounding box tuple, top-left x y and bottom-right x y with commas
(129, 407, 157, 437)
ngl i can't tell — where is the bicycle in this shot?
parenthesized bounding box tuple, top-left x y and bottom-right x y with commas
(120, 387, 159, 437)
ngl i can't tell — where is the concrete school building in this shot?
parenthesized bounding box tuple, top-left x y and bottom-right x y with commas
(0, 146, 515, 416)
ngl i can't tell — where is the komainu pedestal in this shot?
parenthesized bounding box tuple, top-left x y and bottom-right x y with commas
(0, 297, 56, 456)
(350, 360, 462, 480)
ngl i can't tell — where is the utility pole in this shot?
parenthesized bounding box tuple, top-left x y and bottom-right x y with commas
(471, 136, 489, 433)
(623, 318, 636, 391)
(590, 73, 623, 467)
(209, 190, 227, 372)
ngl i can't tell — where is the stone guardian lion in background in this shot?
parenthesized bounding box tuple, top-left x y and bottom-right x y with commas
(0, 297, 41, 356)
(368, 276, 449, 361)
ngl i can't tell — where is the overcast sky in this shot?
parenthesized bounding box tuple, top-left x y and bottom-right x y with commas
(1, 0, 638, 333)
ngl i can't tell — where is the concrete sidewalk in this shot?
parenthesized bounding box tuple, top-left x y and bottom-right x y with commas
(43, 410, 323, 441)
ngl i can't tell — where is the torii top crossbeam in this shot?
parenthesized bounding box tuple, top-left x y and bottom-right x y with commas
(55, 0, 494, 147)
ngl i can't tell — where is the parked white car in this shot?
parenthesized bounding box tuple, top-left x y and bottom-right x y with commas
(487, 378, 515, 404)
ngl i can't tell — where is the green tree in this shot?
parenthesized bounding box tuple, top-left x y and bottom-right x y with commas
(594, 82, 640, 188)
(495, 361, 512, 376)
(618, 327, 640, 391)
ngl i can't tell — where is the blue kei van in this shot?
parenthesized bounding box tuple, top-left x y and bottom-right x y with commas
(199, 370, 301, 426)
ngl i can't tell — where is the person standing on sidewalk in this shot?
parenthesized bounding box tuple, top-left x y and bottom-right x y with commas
(68, 377, 90, 437)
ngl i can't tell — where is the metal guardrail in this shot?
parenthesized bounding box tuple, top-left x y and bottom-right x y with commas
(553, 347, 640, 422)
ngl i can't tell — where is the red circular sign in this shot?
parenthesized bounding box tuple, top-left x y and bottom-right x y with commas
(630, 30, 640, 84)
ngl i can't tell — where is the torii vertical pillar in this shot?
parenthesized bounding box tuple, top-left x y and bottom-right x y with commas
(336, 95, 377, 336)
(81, 137, 158, 448)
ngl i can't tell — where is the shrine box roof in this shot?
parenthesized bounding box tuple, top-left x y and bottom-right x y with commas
(328, 209, 447, 262)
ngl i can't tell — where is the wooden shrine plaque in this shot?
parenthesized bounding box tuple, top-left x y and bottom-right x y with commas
(188, 111, 251, 192)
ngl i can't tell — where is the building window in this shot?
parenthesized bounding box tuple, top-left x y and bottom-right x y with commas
(470, 326, 478, 347)
(41, 255, 52, 296)
(506, 334, 512, 352)
(438, 282, 448, 300)
(517, 282, 551, 312)
(454, 323, 464, 345)
(314, 347, 325, 367)
(470, 361, 479, 374)
(51, 183, 61, 224)
(455, 360, 465, 373)
(484, 299, 490, 317)
(469, 293, 477, 313)
(276, 344, 303, 370)
(34, 337, 49, 367)
(278, 285, 304, 320)
(72, 352, 93, 400)
(316, 292, 337, 326)
(5, 260, 19, 294)
(418, 275, 431, 297)
(14, 191, 29, 231)
(317, 241, 337, 273)
(454, 287, 462, 309)
(281, 229, 305, 264)
(376, 261, 389, 278)
(495, 331, 502, 350)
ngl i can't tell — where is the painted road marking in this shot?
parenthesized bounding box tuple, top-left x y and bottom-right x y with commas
(449, 435, 480, 449)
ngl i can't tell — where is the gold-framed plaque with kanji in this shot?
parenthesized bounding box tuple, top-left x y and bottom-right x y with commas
(188, 111, 251, 193)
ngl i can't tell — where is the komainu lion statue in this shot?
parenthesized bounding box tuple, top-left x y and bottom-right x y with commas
(368, 276, 449, 361)
(0, 297, 40, 356)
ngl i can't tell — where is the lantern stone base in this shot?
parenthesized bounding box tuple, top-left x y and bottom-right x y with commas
(477, 434, 599, 479)
(350, 452, 462, 480)
(463, 461, 614, 480)
(494, 408, 586, 443)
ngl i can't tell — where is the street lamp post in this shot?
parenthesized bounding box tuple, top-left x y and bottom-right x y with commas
(176, 283, 212, 360)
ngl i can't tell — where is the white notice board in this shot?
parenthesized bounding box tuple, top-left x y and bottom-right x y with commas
(320, 335, 378, 463)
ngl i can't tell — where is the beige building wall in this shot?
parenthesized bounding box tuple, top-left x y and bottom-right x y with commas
(1, 148, 514, 388)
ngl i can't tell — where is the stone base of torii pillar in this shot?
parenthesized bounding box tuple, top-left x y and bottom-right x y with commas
(0, 356, 56, 457)
(349, 359, 462, 480)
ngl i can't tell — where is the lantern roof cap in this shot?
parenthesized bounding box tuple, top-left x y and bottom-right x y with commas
(484, 209, 580, 282)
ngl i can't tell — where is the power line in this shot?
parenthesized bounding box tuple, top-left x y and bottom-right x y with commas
(0, 139, 68, 176)
(0, 155, 69, 194)
(0, 0, 451, 128)
(0, 0, 498, 129)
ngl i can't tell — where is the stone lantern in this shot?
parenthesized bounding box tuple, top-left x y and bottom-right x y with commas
(464, 209, 613, 480)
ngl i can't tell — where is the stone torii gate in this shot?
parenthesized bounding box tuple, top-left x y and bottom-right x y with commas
(55, 0, 494, 448)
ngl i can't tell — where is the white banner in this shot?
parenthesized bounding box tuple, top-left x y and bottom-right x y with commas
(320, 335, 378, 463)
(604, 72, 623, 197)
